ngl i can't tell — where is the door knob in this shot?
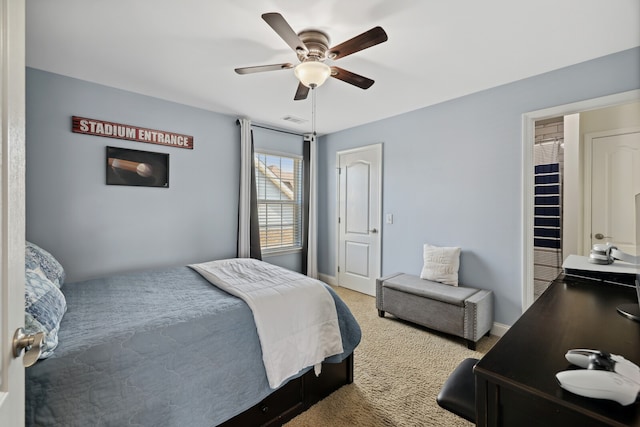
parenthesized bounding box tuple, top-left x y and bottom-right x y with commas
(594, 233, 611, 240)
(13, 328, 45, 367)
(369, 228, 378, 233)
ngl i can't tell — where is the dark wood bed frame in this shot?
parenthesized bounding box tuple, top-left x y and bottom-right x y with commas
(220, 353, 354, 426)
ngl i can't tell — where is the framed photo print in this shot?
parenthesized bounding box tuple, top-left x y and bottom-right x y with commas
(106, 146, 169, 187)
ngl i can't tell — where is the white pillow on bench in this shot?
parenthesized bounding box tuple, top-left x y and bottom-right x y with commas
(420, 243, 461, 286)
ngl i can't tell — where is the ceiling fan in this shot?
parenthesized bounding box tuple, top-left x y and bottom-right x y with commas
(234, 13, 388, 101)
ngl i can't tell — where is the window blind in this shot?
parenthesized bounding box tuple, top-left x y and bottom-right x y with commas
(254, 152, 303, 252)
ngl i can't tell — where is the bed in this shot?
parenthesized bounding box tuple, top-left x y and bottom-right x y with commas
(24, 244, 361, 427)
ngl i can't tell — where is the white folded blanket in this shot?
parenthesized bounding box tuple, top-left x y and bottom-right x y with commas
(189, 258, 344, 389)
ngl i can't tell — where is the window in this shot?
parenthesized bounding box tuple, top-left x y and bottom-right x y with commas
(254, 152, 303, 253)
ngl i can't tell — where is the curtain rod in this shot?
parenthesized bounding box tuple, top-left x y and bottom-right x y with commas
(236, 119, 306, 137)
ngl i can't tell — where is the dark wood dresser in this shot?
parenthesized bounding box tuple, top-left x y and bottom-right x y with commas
(474, 275, 640, 426)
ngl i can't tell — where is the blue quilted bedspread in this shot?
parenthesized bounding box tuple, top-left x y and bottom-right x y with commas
(25, 266, 361, 426)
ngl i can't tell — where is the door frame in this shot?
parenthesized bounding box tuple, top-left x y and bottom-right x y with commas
(521, 89, 640, 312)
(582, 126, 640, 255)
(335, 143, 382, 293)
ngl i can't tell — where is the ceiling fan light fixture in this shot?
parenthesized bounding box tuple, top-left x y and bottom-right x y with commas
(294, 61, 331, 88)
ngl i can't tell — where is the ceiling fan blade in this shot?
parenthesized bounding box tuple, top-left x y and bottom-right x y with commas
(262, 12, 308, 55)
(235, 63, 294, 75)
(294, 82, 309, 101)
(330, 67, 374, 89)
(328, 26, 388, 60)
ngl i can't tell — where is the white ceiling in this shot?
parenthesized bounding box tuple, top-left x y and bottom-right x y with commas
(26, 0, 640, 135)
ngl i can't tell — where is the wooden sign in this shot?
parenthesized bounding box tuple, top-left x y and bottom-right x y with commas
(72, 116, 193, 149)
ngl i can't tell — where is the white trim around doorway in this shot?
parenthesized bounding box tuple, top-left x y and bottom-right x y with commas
(521, 89, 640, 312)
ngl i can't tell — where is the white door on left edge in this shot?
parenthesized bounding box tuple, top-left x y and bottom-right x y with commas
(337, 144, 382, 296)
(0, 0, 27, 425)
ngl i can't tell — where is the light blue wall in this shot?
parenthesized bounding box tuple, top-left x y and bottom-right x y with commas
(317, 47, 640, 326)
(26, 47, 640, 324)
(26, 68, 240, 282)
(25, 73, 307, 280)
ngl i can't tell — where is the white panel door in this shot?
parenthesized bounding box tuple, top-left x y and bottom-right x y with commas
(338, 144, 381, 296)
(591, 130, 640, 255)
(0, 0, 27, 425)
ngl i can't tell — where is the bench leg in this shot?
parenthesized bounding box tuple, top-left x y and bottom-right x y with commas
(378, 310, 385, 318)
(466, 339, 476, 351)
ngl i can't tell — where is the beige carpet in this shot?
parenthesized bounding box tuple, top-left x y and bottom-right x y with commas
(285, 286, 499, 427)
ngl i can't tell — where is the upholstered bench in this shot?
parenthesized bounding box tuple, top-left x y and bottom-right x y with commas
(376, 273, 493, 350)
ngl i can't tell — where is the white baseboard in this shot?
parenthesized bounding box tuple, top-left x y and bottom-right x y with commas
(319, 273, 337, 286)
(490, 322, 509, 337)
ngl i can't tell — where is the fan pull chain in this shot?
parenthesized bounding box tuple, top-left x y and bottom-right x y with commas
(312, 87, 317, 136)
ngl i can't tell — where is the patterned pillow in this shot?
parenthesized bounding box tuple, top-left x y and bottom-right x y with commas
(25, 266, 67, 359)
(26, 241, 66, 288)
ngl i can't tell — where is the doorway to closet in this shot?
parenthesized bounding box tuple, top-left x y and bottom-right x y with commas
(523, 92, 640, 310)
(532, 117, 564, 300)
